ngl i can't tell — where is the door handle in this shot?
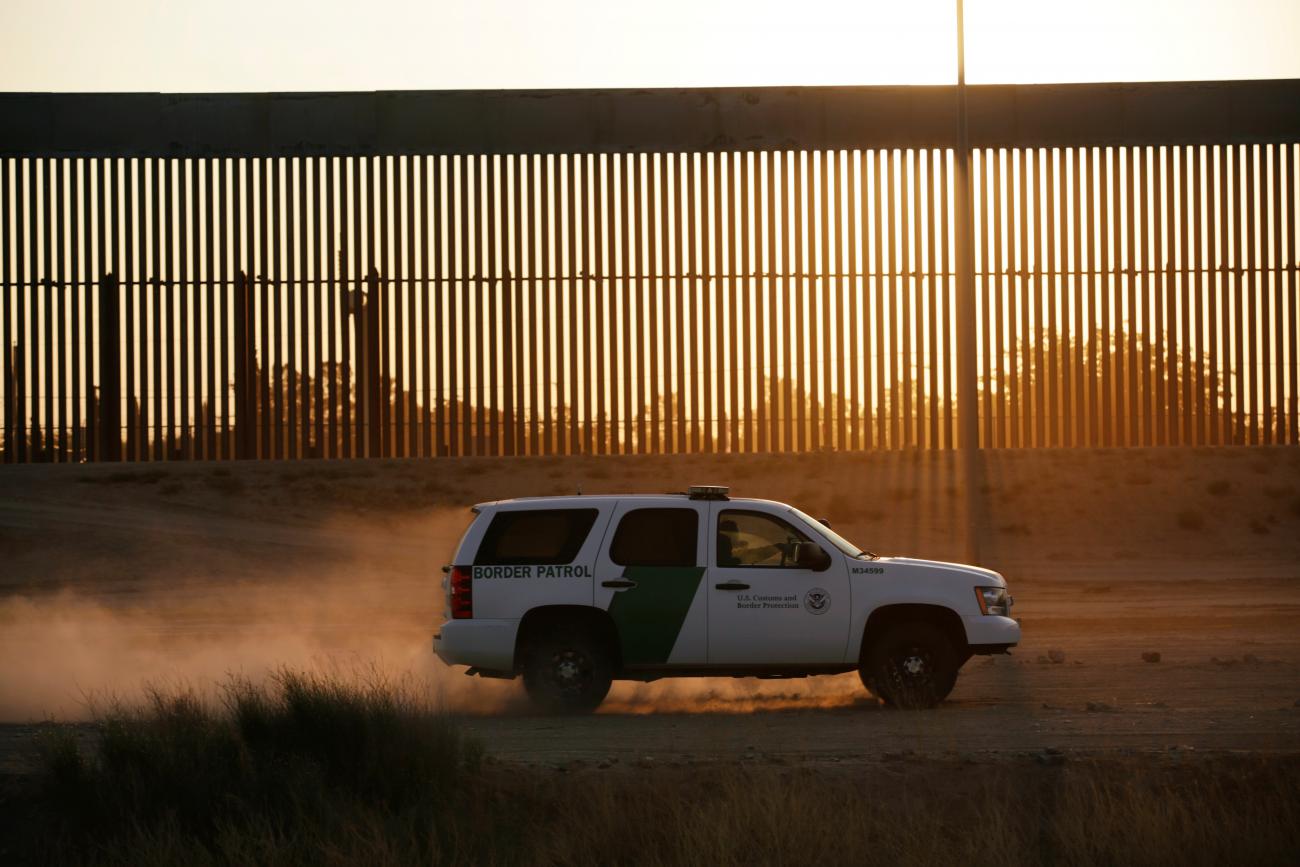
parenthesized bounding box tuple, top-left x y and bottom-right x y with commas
(601, 579, 637, 589)
(714, 581, 750, 591)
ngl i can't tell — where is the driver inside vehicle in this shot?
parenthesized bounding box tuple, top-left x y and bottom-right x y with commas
(718, 512, 810, 568)
(717, 518, 743, 566)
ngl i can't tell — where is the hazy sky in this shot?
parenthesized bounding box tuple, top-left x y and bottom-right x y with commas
(2, 0, 1298, 91)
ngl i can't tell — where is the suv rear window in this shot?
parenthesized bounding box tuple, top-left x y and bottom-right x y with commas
(474, 509, 599, 566)
(609, 508, 699, 567)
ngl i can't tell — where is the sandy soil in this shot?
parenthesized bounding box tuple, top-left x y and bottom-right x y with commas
(1, 447, 1298, 771)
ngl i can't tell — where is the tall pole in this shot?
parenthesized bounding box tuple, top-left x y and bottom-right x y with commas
(954, 0, 982, 562)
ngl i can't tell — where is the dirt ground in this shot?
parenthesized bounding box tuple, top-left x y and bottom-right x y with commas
(1, 447, 1298, 772)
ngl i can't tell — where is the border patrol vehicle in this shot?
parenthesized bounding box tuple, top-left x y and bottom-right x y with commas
(434, 486, 1019, 711)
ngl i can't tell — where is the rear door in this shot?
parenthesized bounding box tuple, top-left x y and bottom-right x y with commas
(469, 506, 605, 619)
(593, 502, 708, 666)
(707, 504, 851, 665)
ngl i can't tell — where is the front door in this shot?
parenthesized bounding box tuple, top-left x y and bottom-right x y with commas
(593, 502, 709, 667)
(707, 504, 851, 665)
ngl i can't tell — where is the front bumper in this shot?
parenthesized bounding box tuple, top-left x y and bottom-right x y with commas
(962, 614, 1021, 649)
(433, 618, 520, 671)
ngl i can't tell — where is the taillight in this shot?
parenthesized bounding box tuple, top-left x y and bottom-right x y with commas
(449, 566, 473, 619)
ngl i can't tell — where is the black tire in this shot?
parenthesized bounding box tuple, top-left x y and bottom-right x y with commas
(520, 627, 614, 714)
(860, 622, 958, 709)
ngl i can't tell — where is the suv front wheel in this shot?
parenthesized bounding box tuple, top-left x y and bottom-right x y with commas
(520, 628, 614, 714)
(861, 622, 958, 709)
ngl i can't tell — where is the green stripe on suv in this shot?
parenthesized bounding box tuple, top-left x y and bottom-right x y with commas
(605, 566, 707, 665)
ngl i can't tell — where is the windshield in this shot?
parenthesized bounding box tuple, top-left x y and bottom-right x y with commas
(788, 507, 876, 559)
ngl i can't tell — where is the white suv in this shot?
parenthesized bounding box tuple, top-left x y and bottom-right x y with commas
(434, 486, 1019, 711)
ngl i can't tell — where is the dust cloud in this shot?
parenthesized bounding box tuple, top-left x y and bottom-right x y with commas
(0, 585, 868, 720)
(0, 503, 864, 721)
(0, 505, 514, 720)
(600, 675, 871, 714)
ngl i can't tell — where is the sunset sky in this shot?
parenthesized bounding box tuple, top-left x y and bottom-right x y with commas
(2, 0, 1298, 92)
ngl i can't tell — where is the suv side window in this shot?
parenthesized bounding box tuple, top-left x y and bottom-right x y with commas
(609, 508, 699, 567)
(475, 509, 599, 565)
(717, 509, 812, 568)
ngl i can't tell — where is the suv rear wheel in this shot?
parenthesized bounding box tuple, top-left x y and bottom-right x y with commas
(861, 622, 958, 709)
(520, 628, 614, 714)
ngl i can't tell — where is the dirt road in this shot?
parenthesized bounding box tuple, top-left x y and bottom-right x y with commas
(1, 450, 1298, 771)
(461, 564, 1300, 763)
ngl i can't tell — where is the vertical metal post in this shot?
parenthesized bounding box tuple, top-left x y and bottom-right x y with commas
(704, 153, 717, 453)
(873, 150, 886, 450)
(778, 151, 793, 452)
(71, 160, 84, 462)
(234, 270, 252, 459)
(814, 150, 827, 450)
(42, 159, 54, 461)
(954, 0, 982, 562)
(925, 149, 939, 450)
(257, 158, 271, 458)
(1047, 149, 1061, 447)
(295, 158, 308, 459)
(2, 159, 11, 463)
(203, 158, 216, 459)
(994, 151, 1009, 448)
(1284, 144, 1297, 444)
(418, 155, 431, 458)
(731, 151, 743, 453)
(179, 159, 191, 460)
(314, 157, 327, 458)
(675, 153, 688, 453)
(502, 153, 517, 457)
(151, 157, 163, 460)
(759, 151, 772, 452)
(482, 155, 495, 456)
(404, 157, 417, 458)
(569, 153, 582, 454)
(793, 152, 806, 452)
(628, 153, 641, 454)
(1069, 147, 1084, 446)
(366, 267, 383, 458)
(431, 155, 444, 457)
(977, 148, 987, 444)
(649, 154, 661, 454)
(98, 272, 121, 461)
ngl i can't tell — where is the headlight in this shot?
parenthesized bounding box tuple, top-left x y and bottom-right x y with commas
(975, 586, 1011, 616)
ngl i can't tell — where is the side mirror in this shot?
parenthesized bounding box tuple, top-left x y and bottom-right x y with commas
(794, 542, 832, 572)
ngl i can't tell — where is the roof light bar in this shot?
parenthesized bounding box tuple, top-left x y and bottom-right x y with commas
(688, 485, 730, 501)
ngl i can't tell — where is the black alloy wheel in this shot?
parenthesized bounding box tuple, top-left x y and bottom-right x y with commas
(521, 629, 613, 714)
(862, 622, 958, 709)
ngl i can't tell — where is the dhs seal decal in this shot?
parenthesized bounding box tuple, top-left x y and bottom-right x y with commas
(803, 587, 831, 615)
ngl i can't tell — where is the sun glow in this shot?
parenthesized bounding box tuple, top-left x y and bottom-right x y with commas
(0, 1, 1296, 92)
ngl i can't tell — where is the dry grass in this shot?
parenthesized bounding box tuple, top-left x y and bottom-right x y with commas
(516, 757, 1300, 867)
(20, 671, 481, 865)
(7, 675, 1299, 866)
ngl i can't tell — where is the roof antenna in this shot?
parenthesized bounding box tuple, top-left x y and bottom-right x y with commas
(577, 483, 583, 496)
